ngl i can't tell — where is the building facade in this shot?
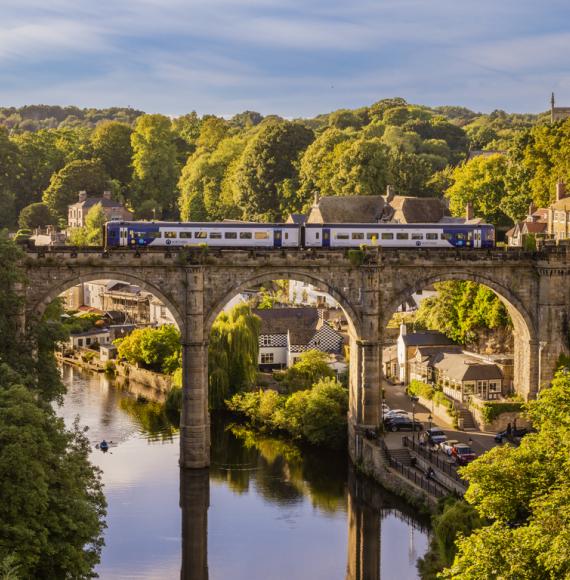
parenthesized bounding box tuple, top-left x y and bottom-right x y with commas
(68, 191, 132, 228)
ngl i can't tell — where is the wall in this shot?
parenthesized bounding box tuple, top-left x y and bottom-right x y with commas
(115, 362, 173, 394)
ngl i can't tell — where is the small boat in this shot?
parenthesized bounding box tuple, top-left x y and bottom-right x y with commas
(99, 440, 109, 452)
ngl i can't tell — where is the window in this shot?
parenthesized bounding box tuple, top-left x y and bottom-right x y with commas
(426, 233, 438, 240)
(367, 233, 378, 240)
(77, 339, 83, 347)
(352, 232, 364, 240)
(411, 233, 423, 240)
(180, 232, 192, 238)
(209, 232, 222, 239)
(316, 232, 320, 240)
(489, 382, 500, 391)
(381, 233, 394, 240)
(255, 232, 269, 239)
(441, 233, 452, 240)
(261, 352, 274, 364)
(261, 336, 272, 346)
(86, 338, 91, 346)
(240, 232, 252, 239)
(285, 232, 289, 240)
(147, 231, 162, 238)
(456, 233, 466, 241)
(224, 232, 237, 239)
(336, 233, 349, 240)
(396, 233, 409, 240)
(195, 231, 208, 239)
(164, 231, 177, 238)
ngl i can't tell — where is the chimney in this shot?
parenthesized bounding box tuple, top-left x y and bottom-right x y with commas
(103, 190, 112, 200)
(556, 179, 566, 201)
(313, 191, 320, 207)
(399, 323, 407, 337)
(78, 190, 87, 202)
(465, 202, 474, 221)
(385, 184, 395, 203)
(528, 202, 536, 221)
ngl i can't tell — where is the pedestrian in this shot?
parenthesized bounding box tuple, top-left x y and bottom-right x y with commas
(506, 422, 512, 438)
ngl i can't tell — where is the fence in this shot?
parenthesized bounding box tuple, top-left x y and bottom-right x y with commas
(402, 436, 467, 487)
(387, 455, 448, 499)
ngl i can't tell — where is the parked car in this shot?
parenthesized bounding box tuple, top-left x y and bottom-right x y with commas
(384, 415, 423, 432)
(451, 443, 476, 465)
(425, 427, 447, 445)
(440, 439, 460, 456)
(384, 409, 410, 419)
(494, 427, 533, 443)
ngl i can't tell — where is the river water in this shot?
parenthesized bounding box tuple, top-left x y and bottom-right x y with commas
(57, 365, 429, 580)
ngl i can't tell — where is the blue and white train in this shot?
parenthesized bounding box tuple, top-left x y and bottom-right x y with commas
(104, 221, 495, 250)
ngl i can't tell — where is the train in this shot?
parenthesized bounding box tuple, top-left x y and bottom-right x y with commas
(104, 221, 495, 250)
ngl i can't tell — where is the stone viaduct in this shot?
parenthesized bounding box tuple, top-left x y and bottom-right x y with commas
(19, 245, 570, 468)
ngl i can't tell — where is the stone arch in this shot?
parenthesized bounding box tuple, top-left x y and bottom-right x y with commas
(29, 271, 184, 330)
(382, 271, 536, 341)
(205, 270, 362, 337)
(382, 270, 538, 399)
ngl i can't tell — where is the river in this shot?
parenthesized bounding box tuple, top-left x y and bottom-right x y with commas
(57, 364, 430, 579)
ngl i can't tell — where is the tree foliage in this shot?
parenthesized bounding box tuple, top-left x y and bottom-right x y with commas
(18, 202, 57, 229)
(91, 121, 133, 186)
(278, 349, 335, 392)
(68, 202, 106, 246)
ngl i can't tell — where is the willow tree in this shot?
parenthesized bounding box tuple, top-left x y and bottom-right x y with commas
(208, 303, 260, 409)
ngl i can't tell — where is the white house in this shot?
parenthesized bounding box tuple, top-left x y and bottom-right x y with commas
(67, 329, 111, 351)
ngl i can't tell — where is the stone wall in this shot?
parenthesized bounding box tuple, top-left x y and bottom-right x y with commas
(115, 362, 173, 393)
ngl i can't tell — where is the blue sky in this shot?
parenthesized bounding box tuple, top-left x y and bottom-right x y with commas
(2, 0, 570, 117)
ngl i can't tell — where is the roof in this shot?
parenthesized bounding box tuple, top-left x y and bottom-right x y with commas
(549, 197, 570, 211)
(254, 307, 319, 345)
(69, 196, 125, 210)
(70, 328, 110, 337)
(401, 331, 454, 347)
(428, 350, 503, 382)
(522, 221, 547, 234)
(307, 195, 385, 224)
(286, 213, 307, 225)
(388, 196, 448, 224)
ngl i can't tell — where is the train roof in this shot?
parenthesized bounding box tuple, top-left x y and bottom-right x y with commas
(107, 221, 300, 228)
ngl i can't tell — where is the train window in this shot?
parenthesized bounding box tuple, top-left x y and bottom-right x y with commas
(109, 231, 116, 237)
(441, 233, 452, 240)
(180, 232, 192, 238)
(352, 233, 364, 240)
(273, 232, 280, 240)
(366, 233, 378, 240)
(147, 231, 162, 238)
(224, 232, 237, 239)
(336, 233, 349, 240)
(411, 233, 423, 240)
(255, 232, 269, 240)
(456, 233, 466, 240)
(316, 232, 320, 240)
(164, 231, 177, 238)
(195, 231, 208, 239)
(396, 233, 409, 240)
(426, 233, 438, 240)
(240, 232, 253, 239)
(381, 233, 394, 240)
(285, 232, 289, 240)
(210, 232, 222, 239)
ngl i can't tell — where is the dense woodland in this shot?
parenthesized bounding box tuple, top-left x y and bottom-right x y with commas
(0, 99, 567, 234)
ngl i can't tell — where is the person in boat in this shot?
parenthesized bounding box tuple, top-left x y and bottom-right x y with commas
(100, 440, 109, 451)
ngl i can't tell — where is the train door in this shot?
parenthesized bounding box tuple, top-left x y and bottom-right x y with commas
(323, 228, 331, 248)
(274, 230, 282, 248)
(120, 226, 128, 247)
(474, 228, 482, 248)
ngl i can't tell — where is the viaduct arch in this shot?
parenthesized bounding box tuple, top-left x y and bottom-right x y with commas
(20, 246, 570, 468)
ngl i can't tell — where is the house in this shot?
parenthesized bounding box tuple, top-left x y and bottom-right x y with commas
(396, 324, 455, 383)
(30, 226, 67, 247)
(67, 191, 132, 228)
(67, 328, 111, 351)
(409, 346, 504, 402)
(254, 307, 344, 370)
(149, 297, 177, 326)
(547, 180, 570, 241)
(551, 93, 570, 123)
(289, 280, 337, 308)
(99, 344, 117, 362)
(506, 205, 548, 247)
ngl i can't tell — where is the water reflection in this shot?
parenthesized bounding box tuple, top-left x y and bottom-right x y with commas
(58, 365, 429, 579)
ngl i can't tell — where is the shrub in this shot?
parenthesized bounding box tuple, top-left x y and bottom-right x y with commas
(347, 249, 365, 267)
(474, 401, 524, 424)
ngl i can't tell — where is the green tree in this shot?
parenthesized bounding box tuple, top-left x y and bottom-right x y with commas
(115, 325, 181, 374)
(234, 121, 314, 221)
(0, 127, 19, 228)
(91, 121, 133, 186)
(441, 370, 570, 579)
(131, 114, 179, 218)
(42, 159, 110, 219)
(445, 154, 510, 224)
(18, 202, 57, 229)
(280, 349, 334, 391)
(389, 151, 433, 196)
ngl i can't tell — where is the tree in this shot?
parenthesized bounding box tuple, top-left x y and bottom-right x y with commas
(131, 114, 179, 217)
(69, 203, 107, 246)
(42, 159, 110, 219)
(115, 325, 181, 374)
(91, 121, 133, 185)
(0, 127, 19, 228)
(441, 370, 570, 579)
(234, 121, 314, 221)
(280, 350, 334, 391)
(445, 154, 510, 224)
(18, 202, 57, 229)
(389, 151, 433, 196)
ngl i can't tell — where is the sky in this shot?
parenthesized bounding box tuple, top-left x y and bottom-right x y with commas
(2, 0, 570, 118)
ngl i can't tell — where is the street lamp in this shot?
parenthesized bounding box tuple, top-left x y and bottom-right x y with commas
(428, 413, 433, 430)
(468, 437, 473, 448)
(410, 395, 419, 444)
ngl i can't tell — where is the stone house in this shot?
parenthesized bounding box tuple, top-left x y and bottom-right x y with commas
(547, 181, 570, 241)
(67, 191, 132, 228)
(67, 328, 111, 351)
(254, 307, 344, 371)
(506, 205, 548, 247)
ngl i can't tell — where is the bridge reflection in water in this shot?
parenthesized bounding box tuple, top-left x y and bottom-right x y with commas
(179, 466, 429, 580)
